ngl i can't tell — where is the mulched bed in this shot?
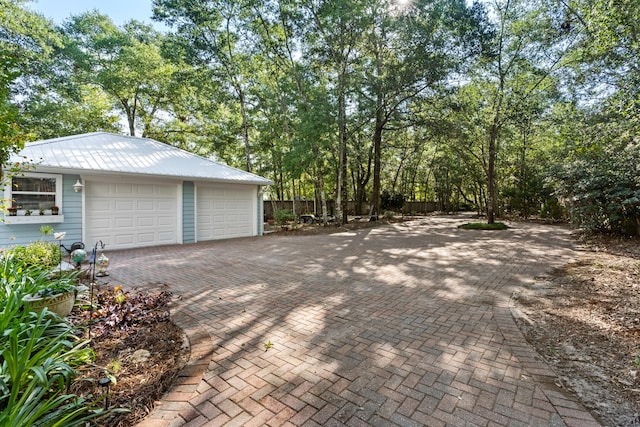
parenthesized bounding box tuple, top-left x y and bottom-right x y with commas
(68, 285, 189, 427)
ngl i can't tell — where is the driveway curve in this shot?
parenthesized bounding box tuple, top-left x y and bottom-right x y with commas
(107, 215, 600, 426)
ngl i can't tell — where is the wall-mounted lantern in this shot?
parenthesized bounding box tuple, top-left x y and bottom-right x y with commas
(73, 179, 83, 192)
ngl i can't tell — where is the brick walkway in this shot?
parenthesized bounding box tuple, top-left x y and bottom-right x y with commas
(106, 215, 600, 426)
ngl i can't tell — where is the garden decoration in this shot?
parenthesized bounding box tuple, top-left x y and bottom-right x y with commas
(71, 248, 87, 268)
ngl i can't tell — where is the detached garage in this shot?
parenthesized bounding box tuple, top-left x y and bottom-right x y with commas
(1, 132, 272, 251)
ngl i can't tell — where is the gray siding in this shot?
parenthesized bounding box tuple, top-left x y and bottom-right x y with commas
(61, 175, 83, 244)
(182, 181, 195, 243)
(257, 186, 264, 236)
(1, 174, 83, 249)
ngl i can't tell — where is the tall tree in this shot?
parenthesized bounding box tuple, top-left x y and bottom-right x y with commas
(0, 0, 60, 182)
(363, 0, 487, 218)
(471, 0, 582, 223)
(60, 13, 180, 137)
(154, 0, 257, 171)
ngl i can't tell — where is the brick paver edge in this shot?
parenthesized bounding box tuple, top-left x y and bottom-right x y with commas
(135, 304, 212, 427)
(496, 304, 601, 426)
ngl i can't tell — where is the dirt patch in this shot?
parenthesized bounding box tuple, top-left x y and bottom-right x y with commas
(513, 234, 640, 426)
(69, 287, 189, 427)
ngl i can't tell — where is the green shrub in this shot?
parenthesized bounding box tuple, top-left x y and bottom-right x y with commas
(381, 190, 405, 212)
(540, 198, 567, 220)
(274, 209, 296, 226)
(7, 241, 61, 269)
(550, 140, 640, 234)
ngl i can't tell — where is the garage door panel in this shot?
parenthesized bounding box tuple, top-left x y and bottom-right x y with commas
(137, 217, 154, 227)
(91, 218, 111, 229)
(92, 199, 111, 211)
(158, 231, 175, 241)
(137, 233, 156, 243)
(157, 186, 175, 196)
(138, 201, 154, 211)
(197, 184, 254, 241)
(137, 184, 154, 196)
(199, 217, 212, 226)
(116, 217, 133, 228)
(115, 184, 134, 194)
(91, 183, 111, 194)
(157, 201, 174, 210)
(158, 216, 174, 226)
(86, 181, 178, 250)
(114, 235, 134, 245)
(115, 200, 134, 211)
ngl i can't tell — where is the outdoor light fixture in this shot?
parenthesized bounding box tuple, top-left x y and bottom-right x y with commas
(73, 179, 83, 192)
(96, 251, 110, 277)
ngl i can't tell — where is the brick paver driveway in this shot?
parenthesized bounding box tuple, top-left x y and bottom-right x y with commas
(108, 215, 600, 426)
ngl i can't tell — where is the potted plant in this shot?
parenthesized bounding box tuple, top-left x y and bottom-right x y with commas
(39, 208, 45, 215)
(7, 206, 17, 216)
(23, 277, 78, 317)
(24, 209, 32, 216)
(51, 205, 59, 215)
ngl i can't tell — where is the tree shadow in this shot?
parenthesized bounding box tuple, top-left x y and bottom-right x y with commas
(107, 216, 584, 425)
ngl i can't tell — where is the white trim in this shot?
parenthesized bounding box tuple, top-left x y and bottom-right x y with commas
(80, 175, 86, 246)
(176, 182, 183, 244)
(193, 185, 198, 243)
(4, 172, 63, 212)
(3, 215, 65, 225)
(252, 186, 258, 236)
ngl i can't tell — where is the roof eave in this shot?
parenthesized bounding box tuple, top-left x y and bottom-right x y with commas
(23, 165, 273, 186)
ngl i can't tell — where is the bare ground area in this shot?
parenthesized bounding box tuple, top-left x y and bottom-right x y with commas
(512, 233, 640, 427)
(68, 287, 189, 427)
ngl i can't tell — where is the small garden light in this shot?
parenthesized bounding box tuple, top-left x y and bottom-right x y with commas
(98, 377, 112, 409)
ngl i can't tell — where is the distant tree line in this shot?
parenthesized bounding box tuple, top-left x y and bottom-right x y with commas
(2, 0, 639, 233)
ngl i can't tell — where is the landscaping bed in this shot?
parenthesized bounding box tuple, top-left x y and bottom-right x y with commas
(68, 285, 189, 427)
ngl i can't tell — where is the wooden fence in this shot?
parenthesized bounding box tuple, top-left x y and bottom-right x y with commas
(263, 200, 436, 220)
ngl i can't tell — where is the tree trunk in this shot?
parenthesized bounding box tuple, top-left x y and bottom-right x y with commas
(487, 123, 498, 224)
(372, 99, 383, 220)
(335, 69, 347, 226)
(237, 86, 252, 173)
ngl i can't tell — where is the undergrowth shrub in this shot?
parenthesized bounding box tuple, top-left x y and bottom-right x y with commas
(6, 241, 61, 269)
(0, 257, 106, 426)
(550, 140, 640, 234)
(381, 190, 405, 212)
(274, 209, 296, 227)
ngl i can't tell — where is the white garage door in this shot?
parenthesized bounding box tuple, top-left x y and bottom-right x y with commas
(86, 181, 178, 250)
(197, 184, 254, 241)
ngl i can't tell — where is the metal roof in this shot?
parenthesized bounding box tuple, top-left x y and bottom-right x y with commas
(11, 132, 272, 185)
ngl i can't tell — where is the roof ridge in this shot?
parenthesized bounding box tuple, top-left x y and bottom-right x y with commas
(27, 132, 121, 146)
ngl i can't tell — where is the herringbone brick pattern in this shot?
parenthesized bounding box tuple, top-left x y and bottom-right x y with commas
(109, 215, 600, 426)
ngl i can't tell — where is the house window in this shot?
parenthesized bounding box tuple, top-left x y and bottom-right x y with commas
(8, 173, 62, 211)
